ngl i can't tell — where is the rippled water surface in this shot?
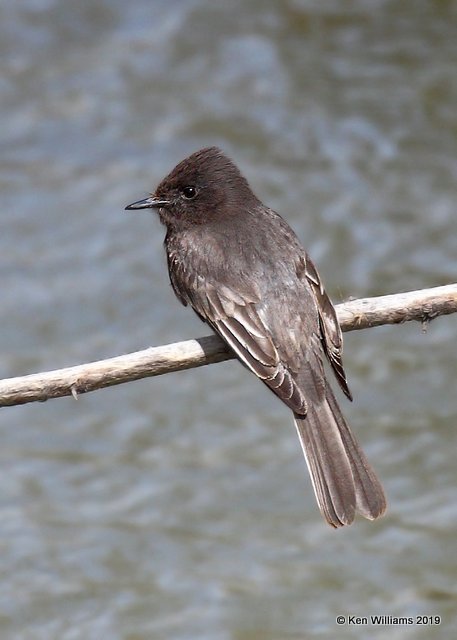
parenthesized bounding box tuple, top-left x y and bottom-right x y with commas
(1, 1, 457, 638)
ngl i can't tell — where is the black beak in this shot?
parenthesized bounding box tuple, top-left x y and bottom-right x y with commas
(125, 196, 170, 210)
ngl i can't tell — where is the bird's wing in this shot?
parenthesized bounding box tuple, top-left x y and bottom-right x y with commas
(183, 279, 309, 415)
(303, 255, 353, 400)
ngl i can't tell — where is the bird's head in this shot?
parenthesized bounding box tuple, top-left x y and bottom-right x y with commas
(125, 147, 259, 230)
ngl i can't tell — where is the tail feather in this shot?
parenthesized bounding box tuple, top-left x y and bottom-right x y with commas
(325, 386, 387, 520)
(294, 390, 386, 528)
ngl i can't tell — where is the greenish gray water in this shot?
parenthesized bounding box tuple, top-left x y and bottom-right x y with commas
(1, 1, 457, 638)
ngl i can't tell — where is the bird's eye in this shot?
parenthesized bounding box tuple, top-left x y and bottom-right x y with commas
(182, 186, 197, 200)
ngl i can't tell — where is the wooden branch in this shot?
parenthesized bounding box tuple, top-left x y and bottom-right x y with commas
(1, 284, 456, 408)
(336, 283, 457, 331)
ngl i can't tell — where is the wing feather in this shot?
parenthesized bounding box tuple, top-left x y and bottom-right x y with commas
(201, 286, 308, 414)
(304, 256, 353, 400)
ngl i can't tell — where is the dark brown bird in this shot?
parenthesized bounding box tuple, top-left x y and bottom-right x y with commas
(126, 146, 386, 527)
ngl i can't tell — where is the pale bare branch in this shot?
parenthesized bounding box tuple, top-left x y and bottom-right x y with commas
(1, 284, 456, 408)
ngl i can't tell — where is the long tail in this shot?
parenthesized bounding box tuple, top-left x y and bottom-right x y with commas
(294, 386, 386, 528)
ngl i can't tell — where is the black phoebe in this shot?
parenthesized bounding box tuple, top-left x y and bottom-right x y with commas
(126, 147, 386, 527)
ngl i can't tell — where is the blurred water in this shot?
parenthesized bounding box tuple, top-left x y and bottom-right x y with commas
(1, 1, 457, 638)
